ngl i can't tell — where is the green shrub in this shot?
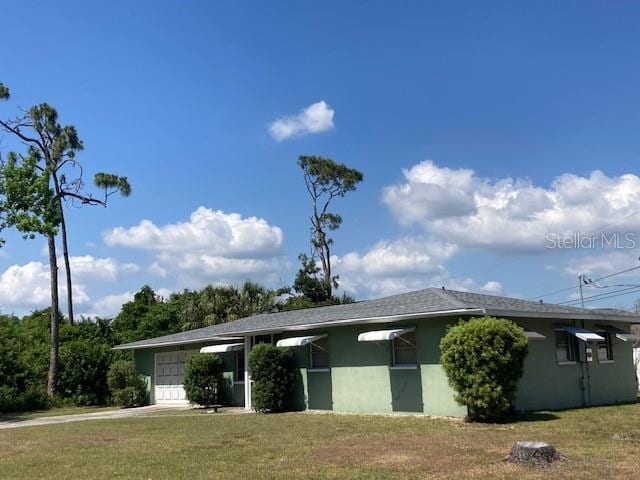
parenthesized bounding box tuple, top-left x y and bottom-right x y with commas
(183, 353, 229, 407)
(248, 344, 295, 413)
(0, 385, 50, 413)
(107, 361, 147, 408)
(440, 316, 529, 421)
(58, 339, 112, 405)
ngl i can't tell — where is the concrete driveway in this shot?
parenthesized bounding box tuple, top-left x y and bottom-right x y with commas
(0, 405, 189, 430)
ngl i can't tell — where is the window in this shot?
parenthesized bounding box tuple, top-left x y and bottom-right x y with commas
(555, 330, 577, 363)
(392, 331, 417, 366)
(596, 331, 613, 362)
(310, 336, 329, 370)
(235, 349, 245, 383)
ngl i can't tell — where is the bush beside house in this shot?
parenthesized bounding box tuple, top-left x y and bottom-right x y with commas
(183, 353, 229, 407)
(440, 316, 529, 421)
(107, 361, 147, 408)
(248, 344, 295, 413)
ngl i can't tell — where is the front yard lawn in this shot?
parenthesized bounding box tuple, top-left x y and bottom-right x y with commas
(0, 403, 638, 479)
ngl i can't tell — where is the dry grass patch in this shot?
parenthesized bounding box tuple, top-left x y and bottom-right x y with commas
(0, 403, 638, 479)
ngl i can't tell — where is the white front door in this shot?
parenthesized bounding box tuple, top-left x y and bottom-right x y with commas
(154, 351, 192, 404)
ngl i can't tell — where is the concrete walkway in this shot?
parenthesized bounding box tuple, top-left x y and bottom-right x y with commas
(0, 405, 189, 430)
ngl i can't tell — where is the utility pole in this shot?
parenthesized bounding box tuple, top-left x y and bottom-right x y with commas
(577, 273, 591, 406)
(578, 274, 586, 308)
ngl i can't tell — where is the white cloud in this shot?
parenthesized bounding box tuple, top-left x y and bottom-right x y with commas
(0, 262, 55, 309)
(80, 291, 135, 319)
(178, 254, 283, 277)
(69, 255, 139, 282)
(337, 237, 457, 277)
(105, 207, 283, 257)
(481, 280, 503, 294)
(156, 288, 173, 300)
(564, 250, 640, 278)
(268, 101, 335, 141)
(383, 160, 640, 253)
(332, 237, 464, 298)
(148, 261, 168, 278)
(105, 207, 287, 288)
(0, 255, 139, 313)
(0, 261, 89, 310)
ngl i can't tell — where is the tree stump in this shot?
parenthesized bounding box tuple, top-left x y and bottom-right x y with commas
(505, 441, 565, 467)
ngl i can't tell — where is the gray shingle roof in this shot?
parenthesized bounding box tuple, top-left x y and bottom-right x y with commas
(114, 287, 640, 350)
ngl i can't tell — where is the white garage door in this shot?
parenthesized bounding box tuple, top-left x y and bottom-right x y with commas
(154, 351, 193, 404)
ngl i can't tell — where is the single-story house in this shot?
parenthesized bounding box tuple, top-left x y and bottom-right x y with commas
(114, 287, 640, 416)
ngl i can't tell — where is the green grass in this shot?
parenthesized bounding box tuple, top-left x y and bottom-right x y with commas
(0, 405, 115, 421)
(1, 403, 639, 479)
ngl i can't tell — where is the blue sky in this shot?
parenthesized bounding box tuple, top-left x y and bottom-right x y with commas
(2, 1, 640, 317)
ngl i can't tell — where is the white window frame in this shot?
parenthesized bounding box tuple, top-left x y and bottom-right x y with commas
(391, 331, 418, 369)
(309, 337, 330, 372)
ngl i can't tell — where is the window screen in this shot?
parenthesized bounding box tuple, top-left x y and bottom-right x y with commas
(392, 331, 417, 366)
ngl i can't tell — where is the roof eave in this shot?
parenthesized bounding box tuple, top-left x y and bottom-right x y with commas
(112, 336, 243, 351)
(485, 309, 639, 323)
(215, 308, 487, 337)
(111, 308, 485, 350)
(112, 306, 639, 351)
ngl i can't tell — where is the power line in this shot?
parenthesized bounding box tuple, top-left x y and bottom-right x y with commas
(591, 263, 640, 282)
(558, 284, 640, 306)
(572, 286, 640, 306)
(527, 284, 577, 301)
(528, 262, 640, 301)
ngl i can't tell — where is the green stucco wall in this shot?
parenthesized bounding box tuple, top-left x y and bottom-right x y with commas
(133, 316, 638, 416)
(516, 319, 638, 411)
(279, 317, 637, 416)
(282, 320, 466, 416)
(133, 342, 244, 406)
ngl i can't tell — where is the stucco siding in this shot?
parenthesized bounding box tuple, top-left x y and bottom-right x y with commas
(587, 321, 637, 405)
(133, 316, 637, 416)
(515, 319, 638, 411)
(282, 320, 466, 416)
(133, 342, 244, 407)
(416, 318, 467, 416)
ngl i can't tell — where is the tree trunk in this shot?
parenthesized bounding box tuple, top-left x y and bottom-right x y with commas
(47, 232, 60, 396)
(506, 441, 564, 466)
(322, 241, 332, 298)
(312, 213, 332, 299)
(59, 206, 74, 324)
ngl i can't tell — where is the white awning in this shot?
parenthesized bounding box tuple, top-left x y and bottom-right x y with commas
(357, 327, 415, 342)
(524, 331, 546, 340)
(597, 325, 640, 342)
(276, 334, 327, 347)
(615, 332, 640, 342)
(562, 326, 604, 342)
(200, 343, 244, 353)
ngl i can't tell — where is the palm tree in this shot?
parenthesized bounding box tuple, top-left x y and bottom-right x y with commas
(178, 282, 281, 331)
